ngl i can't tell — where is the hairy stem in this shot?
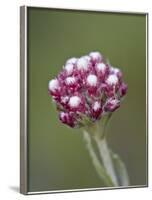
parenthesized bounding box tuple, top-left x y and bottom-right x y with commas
(94, 136, 118, 186)
(83, 130, 114, 186)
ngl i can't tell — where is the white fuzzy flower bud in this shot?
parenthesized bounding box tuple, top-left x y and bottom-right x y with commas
(111, 67, 120, 74)
(82, 55, 91, 62)
(87, 74, 98, 87)
(66, 57, 77, 65)
(106, 74, 118, 85)
(77, 57, 89, 70)
(96, 63, 106, 72)
(93, 101, 101, 111)
(64, 63, 74, 75)
(69, 96, 81, 108)
(48, 79, 59, 92)
(89, 51, 102, 63)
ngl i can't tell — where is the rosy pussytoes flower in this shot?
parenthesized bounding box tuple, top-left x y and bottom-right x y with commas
(48, 51, 127, 128)
(48, 51, 130, 187)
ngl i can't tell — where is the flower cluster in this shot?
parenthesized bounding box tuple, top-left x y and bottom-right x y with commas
(48, 52, 127, 128)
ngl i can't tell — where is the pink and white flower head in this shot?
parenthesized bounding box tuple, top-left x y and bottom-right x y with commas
(48, 51, 128, 128)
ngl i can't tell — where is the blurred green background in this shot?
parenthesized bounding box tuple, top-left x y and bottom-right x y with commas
(27, 7, 147, 192)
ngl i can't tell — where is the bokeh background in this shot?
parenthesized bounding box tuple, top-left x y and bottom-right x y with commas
(27, 7, 147, 192)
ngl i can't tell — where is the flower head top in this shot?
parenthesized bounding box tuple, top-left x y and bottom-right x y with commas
(48, 51, 127, 128)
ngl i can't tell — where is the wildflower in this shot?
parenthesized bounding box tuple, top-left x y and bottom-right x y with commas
(48, 51, 127, 128)
(48, 52, 130, 187)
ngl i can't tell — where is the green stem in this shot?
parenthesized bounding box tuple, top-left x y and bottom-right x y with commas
(83, 130, 114, 187)
(83, 115, 129, 187)
(94, 136, 118, 186)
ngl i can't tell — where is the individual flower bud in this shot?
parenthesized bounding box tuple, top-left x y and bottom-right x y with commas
(95, 62, 109, 78)
(111, 67, 123, 79)
(48, 79, 59, 92)
(86, 74, 98, 95)
(60, 96, 69, 106)
(69, 96, 81, 108)
(89, 51, 103, 64)
(59, 112, 76, 127)
(68, 95, 86, 113)
(96, 62, 106, 72)
(119, 83, 128, 97)
(76, 57, 89, 71)
(48, 79, 61, 99)
(65, 76, 76, 86)
(104, 98, 120, 112)
(106, 74, 119, 86)
(82, 55, 91, 62)
(86, 74, 98, 87)
(65, 76, 80, 92)
(64, 63, 74, 75)
(105, 74, 119, 97)
(91, 101, 103, 119)
(66, 57, 78, 65)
